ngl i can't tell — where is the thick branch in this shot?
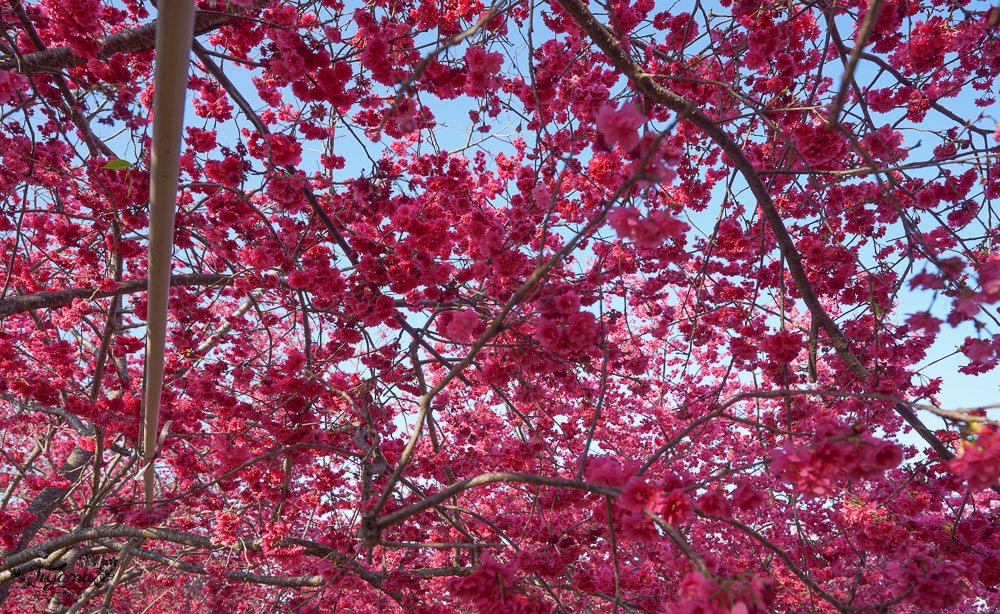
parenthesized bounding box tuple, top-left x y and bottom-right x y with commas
(0, 446, 93, 606)
(0, 5, 261, 74)
(826, 0, 882, 128)
(374, 472, 620, 532)
(0, 273, 229, 320)
(1, 525, 467, 595)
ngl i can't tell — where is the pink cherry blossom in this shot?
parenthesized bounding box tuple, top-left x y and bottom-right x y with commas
(595, 100, 646, 151)
(950, 428, 1000, 490)
(0, 0, 997, 612)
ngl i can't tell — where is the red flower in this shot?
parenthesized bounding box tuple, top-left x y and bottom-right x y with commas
(584, 456, 630, 487)
(950, 428, 1000, 490)
(445, 553, 518, 610)
(620, 476, 665, 514)
(608, 207, 688, 248)
(770, 440, 836, 498)
(446, 309, 481, 342)
(595, 100, 646, 151)
(619, 509, 660, 543)
(731, 482, 765, 511)
(978, 260, 1000, 303)
(659, 489, 692, 525)
(204, 156, 244, 187)
(761, 330, 803, 364)
(264, 133, 303, 166)
(697, 489, 732, 519)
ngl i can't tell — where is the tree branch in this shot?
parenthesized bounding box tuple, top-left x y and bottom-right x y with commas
(0, 273, 230, 320)
(553, 0, 957, 464)
(373, 472, 620, 533)
(0, 4, 264, 74)
(826, 0, 883, 128)
(1, 524, 468, 600)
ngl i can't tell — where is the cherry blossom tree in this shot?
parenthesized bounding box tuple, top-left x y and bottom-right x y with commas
(0, 0, 999, 611)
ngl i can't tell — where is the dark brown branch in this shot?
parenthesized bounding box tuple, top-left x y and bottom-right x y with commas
(0, 393, 93, 435)
(715, 515, 914, 611)
(1, 524, 468, 597)
(7, 0, 115, 157)
(0, 446, 93, 605)
(826, 0, 883, 128)
(0, 4, 264, 74)
(373, 472, 620, 533)
(0, 273, 230, 320)
(715, 517, 847, 611)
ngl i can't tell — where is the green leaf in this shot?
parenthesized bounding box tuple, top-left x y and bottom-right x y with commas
(101, 159, 133, 171)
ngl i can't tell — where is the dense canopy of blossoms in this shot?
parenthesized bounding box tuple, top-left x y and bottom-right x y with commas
(0, 0, 998, 612)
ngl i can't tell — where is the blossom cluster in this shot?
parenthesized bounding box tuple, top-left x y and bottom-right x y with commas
(950, 426, 1000, 490)
(0, 0, 997, 611)
(770, 420, 903, 498)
